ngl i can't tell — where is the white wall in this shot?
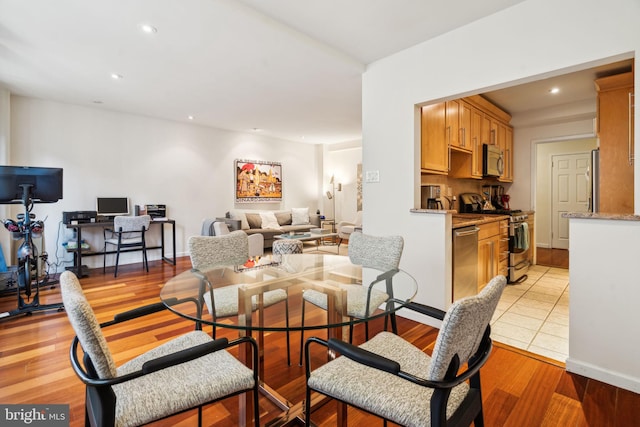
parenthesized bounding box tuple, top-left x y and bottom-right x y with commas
(363, 0, 640, 391)
(0, 88, 10, 265)
(568, 218, 640, 392)
(9, 96, 322, 270)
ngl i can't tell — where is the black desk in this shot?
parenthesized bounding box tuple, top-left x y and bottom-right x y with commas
(65, 219, 176, 277)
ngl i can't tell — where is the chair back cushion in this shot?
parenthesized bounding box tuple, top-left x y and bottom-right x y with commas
(426, 275, 507, 381)
(213, 221, 231, 236)
(348, 232, 404, 271)
(114, 215, 151, 233)
(188, 231, 249, 270)
(60, 271, 117, 379)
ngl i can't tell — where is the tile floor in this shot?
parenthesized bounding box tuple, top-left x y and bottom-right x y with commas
(491, 264, 570, 363)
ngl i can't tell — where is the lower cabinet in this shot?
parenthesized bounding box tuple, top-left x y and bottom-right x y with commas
(477, 221, 500, 292)
(498, 219, 509, 277)
(478, 219, 509, 291)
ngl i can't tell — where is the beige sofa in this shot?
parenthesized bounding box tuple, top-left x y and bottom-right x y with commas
(224, 209, 321, 249)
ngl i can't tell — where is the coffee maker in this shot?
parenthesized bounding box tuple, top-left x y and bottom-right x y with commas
(421, 185, 443, 210)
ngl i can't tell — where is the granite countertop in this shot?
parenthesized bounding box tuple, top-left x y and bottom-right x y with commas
(451, 214, 509, 229)
(409, 209, 510, 228)
(563, 212, 640, 221)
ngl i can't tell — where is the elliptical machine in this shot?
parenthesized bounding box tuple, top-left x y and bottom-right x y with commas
(0, 183, 63, 319)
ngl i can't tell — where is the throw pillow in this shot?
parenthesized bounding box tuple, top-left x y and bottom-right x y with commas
(275, 211, 292, 226)
(245, 213, 262, 229)
(259, 212, 281, 230)
(291, 207, 310, 225)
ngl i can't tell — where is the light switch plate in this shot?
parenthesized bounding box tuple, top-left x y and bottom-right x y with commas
(365, 170, 380, 183)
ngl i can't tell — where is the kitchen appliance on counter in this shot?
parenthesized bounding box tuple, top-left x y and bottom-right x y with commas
(458, 192, 530, 283)
(421, 184, 443, 210)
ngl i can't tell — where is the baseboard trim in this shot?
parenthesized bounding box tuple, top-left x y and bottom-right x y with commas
(566, 357, 640, 394)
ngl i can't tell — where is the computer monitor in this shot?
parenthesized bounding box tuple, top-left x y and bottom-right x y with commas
(0, 166, 63, 204)
(96, 197, 130, 217)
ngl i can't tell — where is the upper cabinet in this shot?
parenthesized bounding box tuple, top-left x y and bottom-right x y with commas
(421, 103, 448, 174)
(422, 95, 512, 181)
(595, 71, 634, 214)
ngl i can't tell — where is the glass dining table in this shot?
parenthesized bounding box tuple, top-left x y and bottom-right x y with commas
(160, 253, 418, 426)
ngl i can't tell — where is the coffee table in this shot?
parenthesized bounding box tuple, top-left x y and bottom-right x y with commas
(274, 231, 339, 252)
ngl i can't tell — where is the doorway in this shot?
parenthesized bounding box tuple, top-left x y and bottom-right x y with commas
(535, 137, 598, 251)
(550, 152, 590, 249)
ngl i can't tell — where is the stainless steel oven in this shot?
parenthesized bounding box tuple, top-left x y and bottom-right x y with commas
(509, 213, 530, 283)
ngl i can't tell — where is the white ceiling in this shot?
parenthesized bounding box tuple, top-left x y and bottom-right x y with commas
(0, 0, 630, 144)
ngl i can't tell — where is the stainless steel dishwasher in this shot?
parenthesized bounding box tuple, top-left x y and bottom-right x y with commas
(452, 226, 479, 302)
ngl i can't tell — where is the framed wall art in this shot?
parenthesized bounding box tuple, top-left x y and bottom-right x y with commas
(235, 159, 282, 203)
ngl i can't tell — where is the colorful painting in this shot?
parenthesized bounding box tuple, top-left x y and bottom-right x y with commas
(235, 159, 282, 203)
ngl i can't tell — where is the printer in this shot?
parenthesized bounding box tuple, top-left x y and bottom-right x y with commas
(62, 211, 97, 224)
(145, 204, 166, 219)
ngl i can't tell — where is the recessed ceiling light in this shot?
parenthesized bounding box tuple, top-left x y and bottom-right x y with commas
(140, 23, 157, 34)
(549, 87, 560, 94)
(111, 73, 123, 80)
(188, 115, 194, 120)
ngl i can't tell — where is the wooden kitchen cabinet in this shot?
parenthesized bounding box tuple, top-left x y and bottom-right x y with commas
(421, 103, 449, 174)
(526, 213, 535, 265)
(471, 106, 484, 178)
(498, 219, 509, 277)
(446, 100, 472, 152)
(499, 126, 514, 182)
(595, 72, 634, 213)
(478, 220, 500, 292)
(422, 95, 513, 179)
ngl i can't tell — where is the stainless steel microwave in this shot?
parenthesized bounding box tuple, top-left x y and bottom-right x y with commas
(483, 144, 504, 177)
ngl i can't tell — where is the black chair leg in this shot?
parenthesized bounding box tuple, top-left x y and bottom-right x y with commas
(285, 299, 291, 366)
(299, 299, 306, 366)
(114, 246, 121, 277)
(142, 237, 149, 272)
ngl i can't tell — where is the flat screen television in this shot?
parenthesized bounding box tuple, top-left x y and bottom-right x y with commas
(96, 197, 130, 217)
(0, 166, 63, 204)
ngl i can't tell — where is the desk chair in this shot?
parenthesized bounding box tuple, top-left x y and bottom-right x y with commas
(189, 231, 291, 364)
(299, 232, 404, 365)
(305, 275, 507, 427)
(103, 215, 151, 277)
(60, 271, 259, 427)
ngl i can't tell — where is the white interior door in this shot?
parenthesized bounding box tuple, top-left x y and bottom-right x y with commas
(551, 153, 590, 249)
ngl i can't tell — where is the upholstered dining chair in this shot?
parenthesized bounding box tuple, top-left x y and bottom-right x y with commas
(200, 218, 264, 258)
(304, 274, 507, 427)
(188, 231, 291, 364)
(60, 270, 259, 427)
(103, 215, 151, 277)
(298, 231, 404, 365)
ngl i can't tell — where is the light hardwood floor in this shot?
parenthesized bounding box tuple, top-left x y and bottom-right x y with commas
(1, 256, 638, 426)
